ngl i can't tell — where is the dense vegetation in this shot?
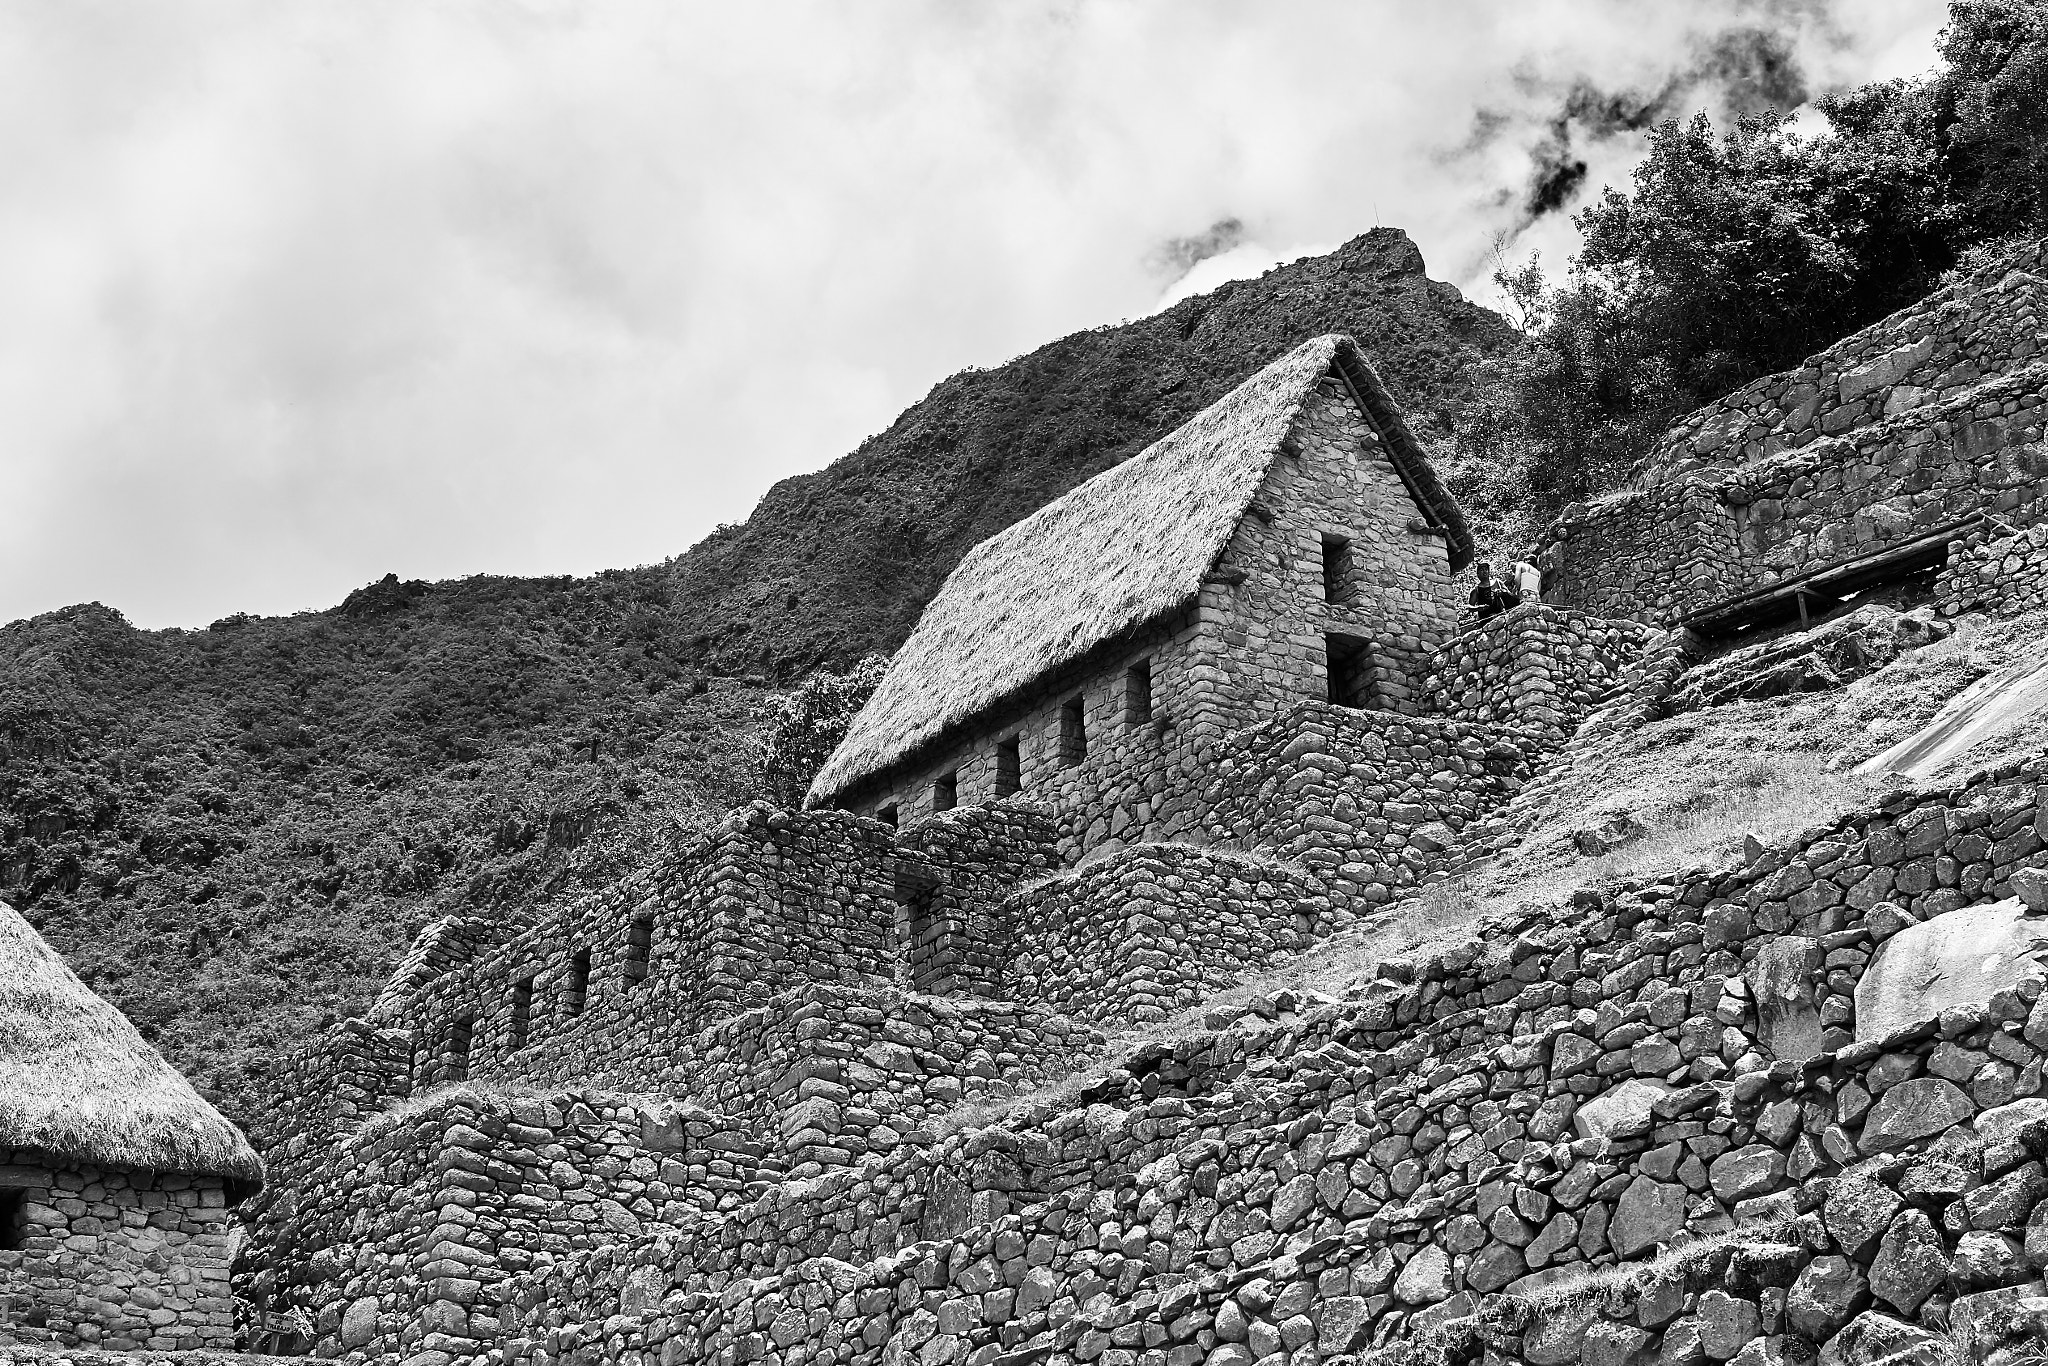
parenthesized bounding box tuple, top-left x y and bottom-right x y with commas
(0, 229, 1515, 1124)
(0, 578, 757, 1122)
(1467, 0, 2048, 538)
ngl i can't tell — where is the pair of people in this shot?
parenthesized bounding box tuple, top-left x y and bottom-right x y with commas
(1468, 559, 1542, 621)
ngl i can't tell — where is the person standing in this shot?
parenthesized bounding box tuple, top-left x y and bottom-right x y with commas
(1469, 562, 1506, 620)
(1511, 558, 1544, 604)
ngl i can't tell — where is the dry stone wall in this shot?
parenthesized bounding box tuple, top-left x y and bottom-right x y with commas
(1937, 520, 2048, 620)
(998, 845, 1324, 1027)
(1644, 239, 2047, 484)
(1538, 239, 2048, 629)
(447, 748, 2048, 1366)
(1419, 603, 1654, 740)
(0, 1154, 235, 1352)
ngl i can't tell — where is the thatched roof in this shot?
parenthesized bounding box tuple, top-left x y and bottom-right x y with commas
(809, 334, 1470, 807)
(0, 898, 262, 1189)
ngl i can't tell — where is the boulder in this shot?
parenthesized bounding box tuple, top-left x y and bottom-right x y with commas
(1949, 1287, 2048, 1361)
(1854, 900, 2048, 1042)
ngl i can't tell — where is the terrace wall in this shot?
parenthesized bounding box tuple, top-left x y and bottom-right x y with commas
(1420, 603, 1656, 740)
(1537, 364, 2048, 625)
(469, 749, 2048, 1366)
(1641, 239, 2047, 484)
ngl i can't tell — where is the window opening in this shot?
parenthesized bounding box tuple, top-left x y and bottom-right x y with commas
(1322, 534, 1355, 605)
(448, 1015, 474, 1083)
(564, 949, 591, 1018)
(0, 1189, 26, 1251)
(1326, 633, 1377, 709)
(877, 804, 899, 828)
(509, 977, 534, 1051)
(1125, 660, 1154, 725)
(1059, 696, 1087, 766)
(994, 738, 1021, 796)
(933, 771, 957, 812)
(624, 915, 654, 986)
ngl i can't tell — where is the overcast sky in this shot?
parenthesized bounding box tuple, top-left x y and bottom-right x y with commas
(0, 0, 1947, 629)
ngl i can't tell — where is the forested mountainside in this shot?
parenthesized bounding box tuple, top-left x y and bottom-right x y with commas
(0, 227, 1518, 1123)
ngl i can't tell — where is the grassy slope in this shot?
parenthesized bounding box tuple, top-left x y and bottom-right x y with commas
(0, 228, 1516, 1125)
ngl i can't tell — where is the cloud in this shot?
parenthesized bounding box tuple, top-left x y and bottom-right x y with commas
(0, 0, 1948, 627)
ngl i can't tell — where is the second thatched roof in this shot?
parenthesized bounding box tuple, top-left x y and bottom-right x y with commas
(808, 334, 1470, 807)
(0, 897, 262, 1190)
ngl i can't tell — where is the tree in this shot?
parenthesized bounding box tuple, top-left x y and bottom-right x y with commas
(752, 656, 889, 809)
(1937, 0, 2048, 242)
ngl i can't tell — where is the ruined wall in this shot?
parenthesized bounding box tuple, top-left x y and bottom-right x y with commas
(0, 1152, 236, 1351)
(1643, 239, 2048, 484)
(1420, 603, 1655, 739)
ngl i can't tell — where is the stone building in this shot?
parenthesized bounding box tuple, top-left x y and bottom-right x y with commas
(805, 332, 1475, 827)
(0, 897, 260, 1349)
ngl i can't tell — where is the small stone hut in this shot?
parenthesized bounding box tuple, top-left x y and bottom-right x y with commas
(807, 332, 1474, 826)
(0, 897, 261, 1350)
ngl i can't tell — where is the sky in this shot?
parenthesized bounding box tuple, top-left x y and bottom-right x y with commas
(0, 0, 1949, 629)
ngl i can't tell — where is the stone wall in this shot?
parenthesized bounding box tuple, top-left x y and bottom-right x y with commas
(1643, 238, 2047, 484)
(1540, 363, 2048, 625)
(0, 1151, 235, 1350)
(1537, 237, 2048, 629)
(242, 1085, 777, 1364)
(671, 982, 1102, 1179)
(998, 845, 1325, 1026)
(1536, 481, 1747, 625)
(1936, 519, 2048, 619)
(1419, 603, 1655, 739)
(454, 749, 2048, 1366)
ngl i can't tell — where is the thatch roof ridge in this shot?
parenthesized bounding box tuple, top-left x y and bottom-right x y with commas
(0, 898, 262, 1187)
(808, 334, 1468, 807)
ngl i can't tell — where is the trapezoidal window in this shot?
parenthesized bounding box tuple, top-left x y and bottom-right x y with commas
(508, 976, 534, 1051)
(448, 1015, 475, 1083)
(1059, 696, 1087, 766)
(623, 915, 654, 987)
(564, 949, 591, 1018)
(1322, 534, 1356, 605)
(0, 1189, 26, 1251)
(1326, 633, 1378, 710)
(994, 738, 1021, 797)
(933, 771, 958, 812)
(1125, 660, 1153, 725)
(877, 804, 899, 828)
